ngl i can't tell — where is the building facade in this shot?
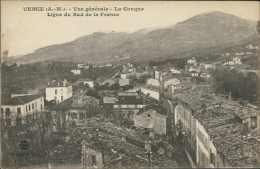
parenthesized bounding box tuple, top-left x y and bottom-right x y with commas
(46, 80, 73, 103)
(1, 95, 45, 126)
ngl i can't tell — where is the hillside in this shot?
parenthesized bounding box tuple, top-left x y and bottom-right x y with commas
(8, 11, 258, 65)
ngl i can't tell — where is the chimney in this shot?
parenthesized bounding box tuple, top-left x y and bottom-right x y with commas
(63, 82, 65, 86)
(58, 82, 59, 86)
(48, 82, 50, 85)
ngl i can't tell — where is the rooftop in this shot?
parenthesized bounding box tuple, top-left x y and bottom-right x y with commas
(49, 118, 178, 168)
(1, 94, 43, 106)
(141, 85, 160, 92)
(174, 89, 260, 167)
(103, 97, 117, 104)
(116, 96, 144, 105)
(47, 81, 71, 87)
(12, 90, 29, 94)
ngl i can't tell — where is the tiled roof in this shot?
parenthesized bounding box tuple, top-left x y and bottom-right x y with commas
(137, 104, 167, 116)
(174, 89, 260, 167)
(1, 94, 43, 105)
(71, 95, 99, 108)
(49, 118, 178, 168)
(50, 97, 74, 111)
(116, 96, 144, 105)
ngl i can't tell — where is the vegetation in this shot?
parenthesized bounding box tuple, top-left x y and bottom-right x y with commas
(212, 68, 259, 105)
(1, 61, 119, 95)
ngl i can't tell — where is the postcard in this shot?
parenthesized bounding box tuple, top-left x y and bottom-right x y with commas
(1, 1, 259, 168)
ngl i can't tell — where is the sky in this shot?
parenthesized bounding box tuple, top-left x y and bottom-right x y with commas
(2, 1, 259, 57)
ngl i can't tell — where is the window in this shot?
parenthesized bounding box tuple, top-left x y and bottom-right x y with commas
(1, 108, 4, 115)
(29, 105, 31, 111)
(91, 155, 96, 166)
(26, 106, 28, 112)
(61, 96, 63, 101)
(32, 103, 34, 109)
(147, 113, 151, 117)
(210, 149, 215, 166)
(251, 116, 257, 128)
(41, 104, 43, 110)
(55, 89, 58, 95)
(17, 107, 21, 114)
(61, 89, 63, 95)
(5, 108, 10, 116)
(54, 96, 57, 100)
(35, 102, 37, 108)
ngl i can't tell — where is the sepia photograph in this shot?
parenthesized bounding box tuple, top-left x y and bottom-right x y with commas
(1, 1, 260, 168)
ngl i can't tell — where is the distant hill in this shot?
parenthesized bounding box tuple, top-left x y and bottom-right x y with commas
(7, 11, 258, 65)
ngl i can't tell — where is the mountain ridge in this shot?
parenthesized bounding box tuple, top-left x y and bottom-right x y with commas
(7, 11, 258, 65)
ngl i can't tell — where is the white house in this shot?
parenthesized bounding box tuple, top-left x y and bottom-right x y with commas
(77, 78, 94, 88)
(232, 57, 242, 65)
(71, 69, 81, 75)
(106, 63, 113, 67)
(147, 78, 160, 87)
(169, 68, 181, 74)
(46, 80, 73, 103)
(119, 78, 130, 86)
(163, 78, 180, 89)
(228, 61, 235, 65)
(134, 108, 167, 135)
(1, 94, 45, 126)
(141, 85, 160, 100)
(204, 64, 213, 69)
(187, 57, 196, 65)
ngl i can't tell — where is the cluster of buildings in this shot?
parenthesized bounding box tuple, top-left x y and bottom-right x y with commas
(48, 118, 178, 169)
(171, 85, 260, 168)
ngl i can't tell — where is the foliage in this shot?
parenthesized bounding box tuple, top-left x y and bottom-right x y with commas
(212, 68, 259, 105)
(86, 89, 101, 99)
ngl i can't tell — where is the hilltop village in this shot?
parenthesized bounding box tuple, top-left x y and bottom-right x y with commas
(1, 46, 260, 168)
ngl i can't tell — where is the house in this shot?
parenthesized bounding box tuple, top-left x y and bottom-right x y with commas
(154, 71, 167, 81)
(134, 105, 167, 135)
(46, 79, 73, 103)
(141, 85, 160, 101)
(77, 78, 94, 88)
(162, 75, 180, 89)
(119, 78, 130, 86)
(246, 44, 259, 50)
(106, 63, 113, 67)
(232, 57, 242, 65)
(147, 78, 160, 87)
(71, 69, 81, 75)
(102, 96, 117, 108)
(112, 94, 147, 114)
(166, 82, 192, 99)
(187, 57, 196, 65)
(11, 90, 29, 98)
(1, 94, 45, 126)
(169, 68, 181, 74)
(78, 63, 89, 69)
(204, 63, 213, 69)
(190, 70, 199, 77)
